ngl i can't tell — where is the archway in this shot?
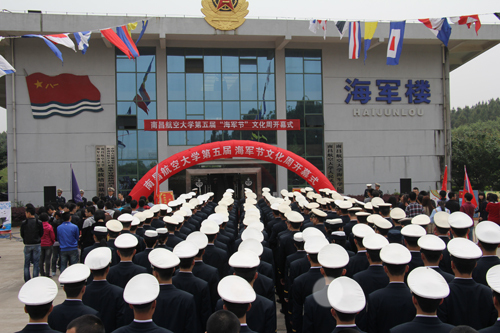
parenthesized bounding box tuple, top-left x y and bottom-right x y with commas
(129, 140, 335, 200)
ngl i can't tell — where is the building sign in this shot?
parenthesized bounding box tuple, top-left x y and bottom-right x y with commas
(326, 142, 344, 193)
(96, 145, 116, 198)
(345, 78, 431, 105)
(353, 108, 424, 117)
(144, 119, 300, 131)
(201, 0, 249, 31)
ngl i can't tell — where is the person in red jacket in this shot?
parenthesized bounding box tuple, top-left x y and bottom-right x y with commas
(39, 212, 56, 277)
(486, 194, 500, 224)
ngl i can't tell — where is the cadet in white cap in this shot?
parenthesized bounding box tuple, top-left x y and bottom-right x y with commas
(472, 221, 500, 286)
(401, 224, 426, 273)
(327, 277, 366, 333)
(105, 220, 123, 266)
(118, 213, 146, 253)
(390, 207, 406, 228)
(291, 236, 329, 333)
(149, 205, 164, 229)
(269, 204, 293, 251)
(367, 243, 415, 333)
(106, 234, 147, 289)
(346, 224, 375, 277)
(309, 208, 328, 235)
(80, 226, 108, 264)
(391, 267, 454, 333)
(48, 264, 98, 332)
(18, 277, 59, 333)
(82, 247, 127, 333)
(484, 265, 500, 332)
(303, 244, 350, 333)
(217, 275, 257, 333)
(133, 230, 159, 274)
(432, 211, 452, 275)
(163, 216, 183, 249)
(353, 233, 390, 297)
(283, 233, 307, 308)
(200, 220, 229, 278)
(437, 238, 497, 329)
(113, 273, 173, 333)
(344, 208, 360, 238)
(418, 235, 454, 283)
(448, 211, 473, 239)
(148, 248, 199, 333)
(373, 215, 393, 237)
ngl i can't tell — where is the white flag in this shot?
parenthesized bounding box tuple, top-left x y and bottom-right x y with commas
(0, 55, 15, 78)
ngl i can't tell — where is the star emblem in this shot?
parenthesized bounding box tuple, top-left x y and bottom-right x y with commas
(34, 80, 43, 89)
(217, 0, 235, 10)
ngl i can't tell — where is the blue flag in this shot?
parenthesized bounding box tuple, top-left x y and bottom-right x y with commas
(23, 35, 63, 63)
(135, 20, 149, 45)
(74, 31, 91, 54)
(386, 21, 405, 66)
(71, 167, 83, 202)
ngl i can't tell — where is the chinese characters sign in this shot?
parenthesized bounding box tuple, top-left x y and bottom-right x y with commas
(95, 146, 116, 198)
(128, 140, 335, 200)
(144, 120, 300, 131)
(326, 143, 344, 193)
(345, 78, 431, 105)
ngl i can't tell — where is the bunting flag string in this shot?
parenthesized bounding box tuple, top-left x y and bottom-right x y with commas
(0, 55, 15, 78)
(363, 22, 378, 64)
(74, 31, 91, 54)
(419, 18, 452, 47)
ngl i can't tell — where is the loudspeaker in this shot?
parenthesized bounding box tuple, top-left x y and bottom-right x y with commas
(400, 178, 412, 194)
(44, 186, 57, 205)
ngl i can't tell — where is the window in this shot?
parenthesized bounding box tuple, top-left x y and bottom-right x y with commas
(116, 48, 157, 195)
(285, 49, 324, 189)
(167, 48, 276, 145)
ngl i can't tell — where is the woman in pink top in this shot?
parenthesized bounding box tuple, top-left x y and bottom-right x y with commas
(486, 193, 500, 224)
(39, 212, 55, 277)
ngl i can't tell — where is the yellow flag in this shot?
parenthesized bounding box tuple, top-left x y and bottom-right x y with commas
(127, 22, 138, 36)
(364, 22, 378, 41)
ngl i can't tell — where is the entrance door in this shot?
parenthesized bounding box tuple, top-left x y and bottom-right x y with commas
(186, 168, 262, 200)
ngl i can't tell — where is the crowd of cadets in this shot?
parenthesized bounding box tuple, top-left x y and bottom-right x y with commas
(16, 186, 500, 333)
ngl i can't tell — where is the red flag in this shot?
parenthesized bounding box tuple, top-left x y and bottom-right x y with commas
(451, 15, 481, 35)
(463, 166, 477, 208)
(133, 94, 149, 114)
(441, 165, 448, 192)
(100, 28, 134, 59)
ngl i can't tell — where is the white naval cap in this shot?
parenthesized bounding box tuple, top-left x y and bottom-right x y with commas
(325, 218, 343, 225)
(209, 213, 229, 223)
(144, 210, 154, 219)
(487, 265, 500, 294)
(352, 223, 375, 238)
(286, 211, 305, 223)
(59, 263, 91, 284)
(476, 221, 500, 244)
(18, 277, 58, 306)
(186, 231, 208, 250)
(131, 217, 140, 226)
(114, 233, 139, 249)
(156, 228, 168, 235)
(363, 233, 389, 250)
(310, 208, 327, 218)
(337, 201, 353, 210)
(411, 214, 431, 226)
(434, 211, 450, 229)
(318, 244, 349, 268)
(390, 208, 406, 220)
(134, 212, 146, 222)
(92, 226, 108, 235)
(327, 277, 366, 313)
(84, 247, 112, 270)
(117, 213, 134, 223)
(229, 250, 260, 269)
(172, 214, 184, 224)
(371, 197, 385, 208)
(304, 236, 329, 254)
(401, 224, 426, 238)
(331, 231, 346, 240)
(173, 241, 199, 259)
(148, 248, 180, 269)
(163, 216, 179, 225)
(363, 202, 373, 210)
(448, 211, 473, 229)
(305, 202, 320, 210)
(302, 227, 326, 242)
(278, 205, 292, 214)
(247, 222, 264, 233)
(270, 203, 281, 211)
(123, 273, 159, 305)
(218, 275, 256, 304)
(144, 230, 158, 239)
(447, 238, 482, 259)
(355, 212, 370, 217)
(418, 234, 446, 251)
(373, 216, 393, 230)
(200, 220, 219, 235)
(293, 232, 304, 242)
(238, 239, 264, 257)
(241, 227, 264, 243)
(407, 267, 450, 299)
(380, 243, 411, 265)
(150, 205, 161, 213)
(106, 220, 123, 232)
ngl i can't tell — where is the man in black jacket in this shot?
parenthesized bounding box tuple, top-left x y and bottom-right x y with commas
(21, 205, 44, 282)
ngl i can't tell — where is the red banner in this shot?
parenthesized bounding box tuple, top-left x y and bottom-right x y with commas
(144, 119, 300, 131)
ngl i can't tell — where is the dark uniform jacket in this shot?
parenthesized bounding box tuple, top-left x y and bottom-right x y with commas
(47, 300, 98, 332)
(203, 243, 228, 278)
(107, 261, 148, 289)
(480, 319, 500, 332)
(291, 267, 325, 333)
(112, 320, 173, 333)
(15, 324, 60, 333)
(367, 282, 415, 333)
(151, 218, 164, 229)
(438, 278, 497, 330)
(390, 316, 454, 333)
(132, 248, 154, 274)
(254, 273, 276, 303)
(193, 260, 220, 312)
(82, 280, 127, 333)
(332, 325, 364, 333)
(353, 265, 389, 296)
(303, 286, 337, 333)
(106, 239, 121, 266)
(408, 251, 424, 273)
(153, 284, 199, 333)
(346, 251, 369, 278)
(473, 256, 500, 286)
(239, 324, 257, 333)
(430, 266, 455, 283)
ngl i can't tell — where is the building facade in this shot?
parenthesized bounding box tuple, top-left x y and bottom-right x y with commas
(1, 12, 498, 205)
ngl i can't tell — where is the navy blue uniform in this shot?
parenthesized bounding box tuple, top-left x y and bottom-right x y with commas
(303, 286, 336, 333)
(193, 260, 220, 312)
(473, 256, 500, 286)
(153, 284, 199, 333)
(353, 265, 389, 296)
(346, 251, 369, 278)
(203, 243, 228, 278)
(291, 267, 325, 333)
(15, 324, 60, 333)
(112, 320, 172, 333)
(480, 319, 500, 332)
(390, 316, 454, 333)
(107, 261, 147, 289)
(430, 266, 455, 283)
(48, 300, 98, 333)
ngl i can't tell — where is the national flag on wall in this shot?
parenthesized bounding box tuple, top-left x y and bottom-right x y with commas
(44, 34, 76, 52)
(450, 15, 481, 35)
(419, 18, 452, 47)
(74, 31, 91, 54)
(0, 55, 15, 78)
(348, 21, 361, 59)
(441, 165, 448, 192)
(387, 21, 406, 66)
(335, 21, 349, 39)
(463, 166, 478, 207)
(25, 73, 103, 119)
(364, 22, 378, 64)
(71, 165, 83, 203)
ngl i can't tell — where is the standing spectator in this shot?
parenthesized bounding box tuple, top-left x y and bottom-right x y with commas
(445, 192, 461, 213)
(460, 193, 475, 220)
(486, 194, 500, 224)
(430, 200, 450, 224)
(57, 211, 80, 272)
(50, 210, 62, 276)
(476, 192, 489, 222)
(398, 194, 409, 210)
(421, 196, 434, 217)
(80, 189, 87, 205)
(21, 205, 44, 282)
(375, 183, 383, 196)
(39, 213, 55, 277)
(56, 188, 66, 205)
(405, 192, 424, 218)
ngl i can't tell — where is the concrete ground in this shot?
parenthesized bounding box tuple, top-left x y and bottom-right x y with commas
(0, 227, 287, 332)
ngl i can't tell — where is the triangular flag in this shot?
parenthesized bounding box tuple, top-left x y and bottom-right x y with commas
(419, 18, 452, 47)
(44, 34, 76, 52)
(450, 15, 481, 35)
(101, 28, 133, 59)
(463, 166, 477, 208)
(0, 55, 15, 77)
(309, 19, 319, 34)
(335, 21, 349, 39)
(135, 20, 149, 45)
(116, 26, 140, 59)
(364, 22, 378, 64)
(495, 13, 500, 20)
(74, 31, 91, 54)
(23, 34, 64, 63)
